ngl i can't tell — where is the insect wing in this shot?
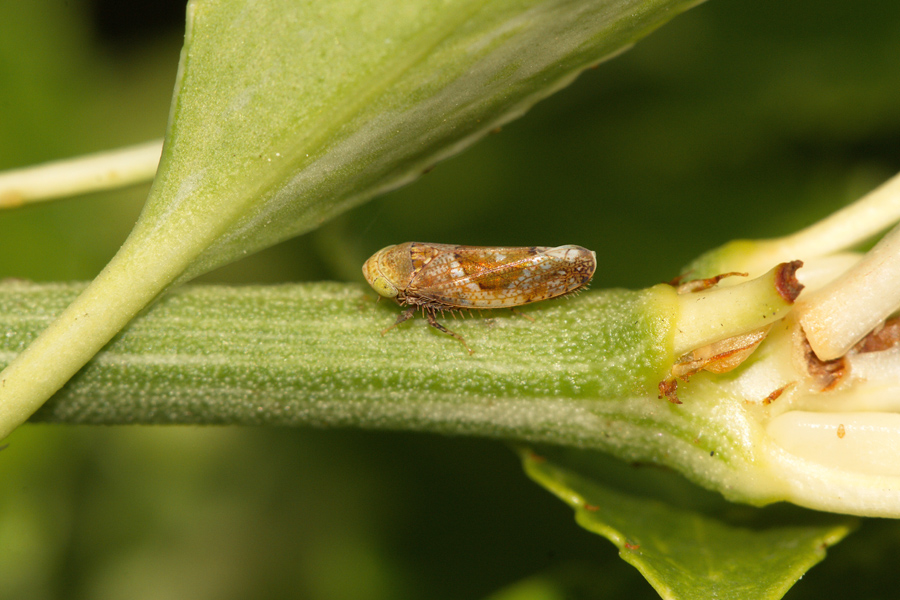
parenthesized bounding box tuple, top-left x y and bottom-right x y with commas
(408, 245, 595, 309)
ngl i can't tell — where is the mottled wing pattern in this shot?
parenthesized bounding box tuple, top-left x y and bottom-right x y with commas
(407, 242, 443, 274)
(406, 244, 595, 309)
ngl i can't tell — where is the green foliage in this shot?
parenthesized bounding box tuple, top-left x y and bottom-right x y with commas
(0, 0, 702, 441)
(164, 0, 706, 281)
(2, 0, 900, 599)
(523, 448, 855, 599)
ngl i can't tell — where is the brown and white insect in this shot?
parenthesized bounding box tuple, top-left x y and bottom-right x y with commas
(362, 242, 597, 352)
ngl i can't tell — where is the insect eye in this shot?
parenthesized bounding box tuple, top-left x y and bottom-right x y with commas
(371, 275, 399, 298)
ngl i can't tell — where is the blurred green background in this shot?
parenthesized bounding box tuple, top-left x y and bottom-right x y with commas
(1, 0, 900, 598)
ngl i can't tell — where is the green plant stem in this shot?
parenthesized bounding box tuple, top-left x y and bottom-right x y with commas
(2, 282, 674, 443)
(0, 200, 245, 440)
(11, 266, 900, 516)
(0, 277, 800, 509)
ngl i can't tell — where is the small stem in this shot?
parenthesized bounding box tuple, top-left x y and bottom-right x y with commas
(685, 172, 900, 279)
(778, 172, 900, 258)
(797, 222, 900, 360)
(672, 261, 802, 356)
(0, 140, 162, 208)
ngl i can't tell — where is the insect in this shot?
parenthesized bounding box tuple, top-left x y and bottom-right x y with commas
(362, 242, 597, 352)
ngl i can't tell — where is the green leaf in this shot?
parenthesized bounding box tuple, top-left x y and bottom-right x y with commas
(167, 0, 705, 281)
(521, 448, 855, 600)
(0, 0, 704, 439)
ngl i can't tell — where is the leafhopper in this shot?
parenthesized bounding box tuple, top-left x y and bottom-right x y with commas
(362, 242, 597, 352)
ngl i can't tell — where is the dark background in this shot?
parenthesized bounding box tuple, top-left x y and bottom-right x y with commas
(1, 1, 899, 598)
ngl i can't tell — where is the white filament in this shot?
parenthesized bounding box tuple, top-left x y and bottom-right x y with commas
(797, 222, 900, 360)
(0, 139, 162, 208)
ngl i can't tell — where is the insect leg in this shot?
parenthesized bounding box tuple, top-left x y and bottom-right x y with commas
(381, 306, 416, 335)
(426, 310, 474, 355)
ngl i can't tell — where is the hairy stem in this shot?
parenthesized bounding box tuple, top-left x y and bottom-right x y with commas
(1, 281, 677, 446)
